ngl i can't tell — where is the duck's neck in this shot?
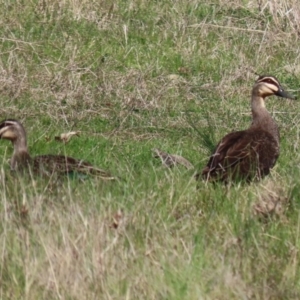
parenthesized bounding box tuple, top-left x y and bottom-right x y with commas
(11, 139, 32, 171)
(250, 93, 279, 143)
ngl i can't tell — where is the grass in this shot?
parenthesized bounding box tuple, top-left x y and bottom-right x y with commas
(1, 0, 300, 298)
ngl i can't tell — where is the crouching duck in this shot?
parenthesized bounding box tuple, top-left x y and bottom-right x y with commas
(0, 119, 115, 180)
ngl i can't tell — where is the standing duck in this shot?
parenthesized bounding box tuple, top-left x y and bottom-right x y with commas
(0, 119, 115, 180)
(198, 75, 295, 183)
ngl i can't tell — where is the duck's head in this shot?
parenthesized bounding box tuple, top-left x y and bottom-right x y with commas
(0, 119, 27, 143)
(253, 75, 295, 100)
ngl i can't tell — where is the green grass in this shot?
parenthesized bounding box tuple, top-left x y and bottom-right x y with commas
(1, 0, 300, 299)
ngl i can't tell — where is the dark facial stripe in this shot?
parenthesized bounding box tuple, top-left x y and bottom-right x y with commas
(256, 75, 280, 88)
(0, 119, 19, 130)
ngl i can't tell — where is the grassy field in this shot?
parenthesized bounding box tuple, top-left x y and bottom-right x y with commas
(1, 0, 300, 299)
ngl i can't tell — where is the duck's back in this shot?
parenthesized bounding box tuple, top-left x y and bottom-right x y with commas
(200, 128, 279, 182)
(32, 155, 114, 179)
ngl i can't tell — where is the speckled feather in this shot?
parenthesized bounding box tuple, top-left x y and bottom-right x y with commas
(32, 155, 115, 179)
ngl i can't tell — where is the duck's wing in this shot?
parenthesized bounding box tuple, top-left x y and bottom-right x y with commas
(33, 155, 115, 180)
(199, 130, 277, 182)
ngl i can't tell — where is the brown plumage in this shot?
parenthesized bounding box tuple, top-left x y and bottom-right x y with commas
(152, 148, 194, 169)
(198, 75, 295, 183)
(0, 119, 115, 180)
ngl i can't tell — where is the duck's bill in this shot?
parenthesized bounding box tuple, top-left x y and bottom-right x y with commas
(276, 88, 296, 100)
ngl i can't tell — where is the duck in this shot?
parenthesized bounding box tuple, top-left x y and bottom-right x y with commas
(0, 119, 115, 180)
(152, 148, 194, 169)
(197, 75, 295, 183)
